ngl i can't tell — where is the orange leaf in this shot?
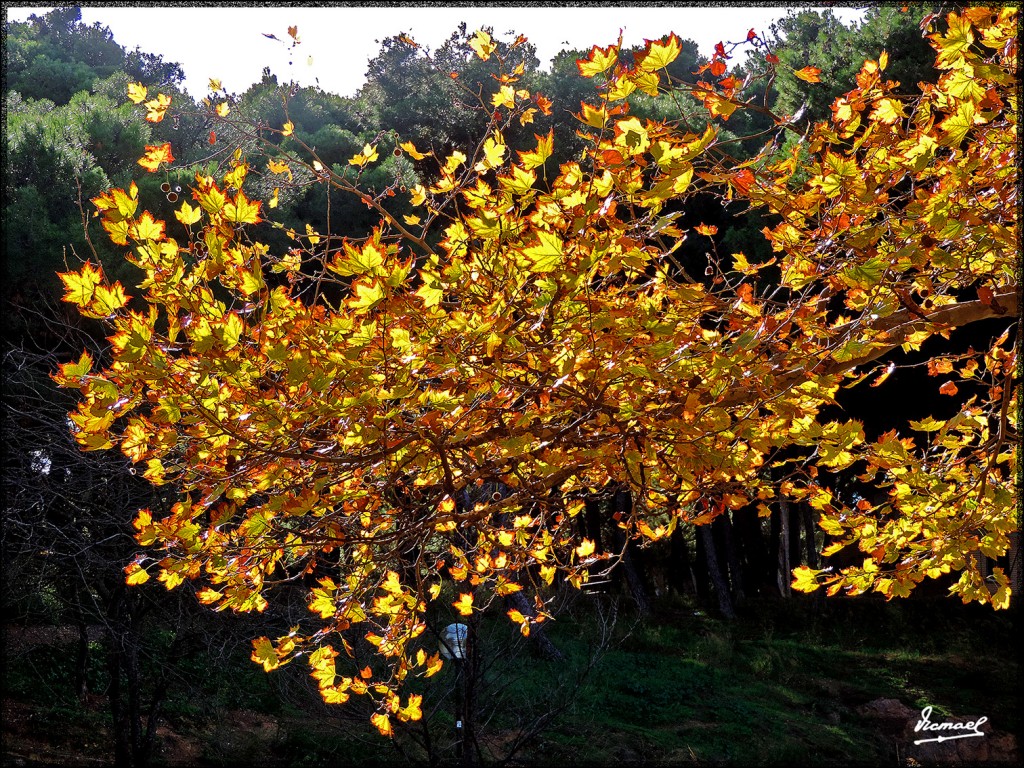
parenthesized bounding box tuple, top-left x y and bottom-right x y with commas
(371, 712, 392, 737)
(794, 66, 822, 83)
(137, 143, 174, 172)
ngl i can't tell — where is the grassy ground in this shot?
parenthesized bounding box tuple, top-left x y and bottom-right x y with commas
(507, 594, 1019, 766)
(3, 593, 1019, 766)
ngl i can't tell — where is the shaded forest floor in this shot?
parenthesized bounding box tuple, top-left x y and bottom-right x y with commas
(3, 595, 1020, 767)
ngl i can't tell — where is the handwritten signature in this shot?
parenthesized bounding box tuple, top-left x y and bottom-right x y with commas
(913, 705, 988, 745)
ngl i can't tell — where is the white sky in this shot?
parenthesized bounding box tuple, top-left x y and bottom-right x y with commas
(5, 4, 867, 99)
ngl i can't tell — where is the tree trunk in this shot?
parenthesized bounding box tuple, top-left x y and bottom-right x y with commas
(612, 489, 651, 616)
(668, 524, 694, 595)
(735, 507, 770, 597)
(788, 500, 802, 570)
(776, 498, 792, 598)
(73, 585, 91, 701)
(107, 588, 134, 768)
(584, 497, 605, 554)
(105, 585, 167, 768)
(694, 523, 712, 603)
(715, 512, 745, 607)
(802, 502, 820, 569)
(699, 524, 736, 619)
(503, 589, 563, 661)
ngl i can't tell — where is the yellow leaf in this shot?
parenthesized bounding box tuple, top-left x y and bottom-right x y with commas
(127, 82, 148, 104)
(223, 163, 247, 190)
(267, 158, 292, 180)
(469, 29, 496, 60)
(144, 93, 172, 123)
(371, 712, 393, 737)
(309, 582, 337, 617)
(197, 588, 223, 605)
(398, 694, 423, 722)
(444, 150, 467, 173)
(282, 120, 294, 137)
(474, 135, 507, 171)
(175, 200, 202, 226)
(208, 78, 222, 91)
(216, 101, 230, 117)
(579, 102, 609, 128)
(125, 561, 150, 585)
(90, 283, 129, 317)
(130, 211, 166, 242)
(522, 229, 563, 273)
(539, 565, 556, 585)
(939, 101, 976, 146)
(576, 539, 596, 558)
(637, 33, 682, 72)
(223, 191, 262, 225)
(871, 98, 906, 124)
(53, 350, 93, 387)
(403, 214, 421, 226)
(453, 592, 474, 616)
(791, 565, 822, 593)
(577, 44, 618, 78)
(349, 143, 379, 167)
(400, 140, 429, 160)
(59, 262, 104, 308)
(990, 568, 1011, 610)
(416, 272, 444, 308)
(491, 85, 516, 109)
(495, 577, 522, 596)
(518, 129, 553, 170)
(251, 637, 280, 672)
(321, 686, 350, 704)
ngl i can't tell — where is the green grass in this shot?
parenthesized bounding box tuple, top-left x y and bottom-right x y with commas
(3, 594, 1019, 766)
(502, 595, 1019, 766)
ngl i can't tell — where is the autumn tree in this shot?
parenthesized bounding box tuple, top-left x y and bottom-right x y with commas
(54, 9, 1018, 736)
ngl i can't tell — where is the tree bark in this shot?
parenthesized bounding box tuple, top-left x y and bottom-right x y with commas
(699, 524, 736, 619)
(715, 512, 745, 607)
(503, 589, 563, 662)
(584, 497, 605, 555)
(694, 523, 712, 602)
(668, 524, 694, 595)
(612, 489, 651, 616)
(777, 498, 792, 598)
(802, 502, 820, 569)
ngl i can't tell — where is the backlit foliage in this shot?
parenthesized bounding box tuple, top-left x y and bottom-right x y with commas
(55, 10, 1018, 734)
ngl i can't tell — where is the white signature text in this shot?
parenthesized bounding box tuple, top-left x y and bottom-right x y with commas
(913, 705, 988, 745)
